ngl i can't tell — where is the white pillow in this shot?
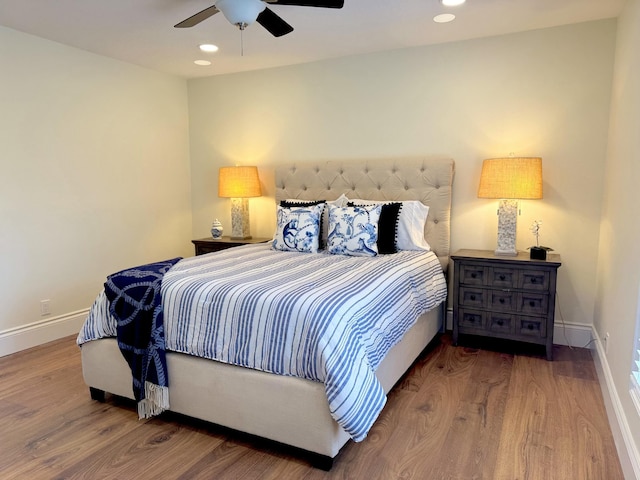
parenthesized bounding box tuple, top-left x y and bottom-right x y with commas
(327, 204, 382, 257)
(272, 204, 323, 253)
(348, 199, 431, 251)
(329, 193, 349, 208)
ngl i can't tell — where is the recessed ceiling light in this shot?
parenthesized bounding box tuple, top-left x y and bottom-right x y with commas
(194, 60, 212, 66)
(441, 0, 466, 6)
(433, 13, 456, 23)
(199, 44, 219, 53)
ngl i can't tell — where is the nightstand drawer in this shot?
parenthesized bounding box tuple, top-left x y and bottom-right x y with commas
(459, 287, 487, 308)
(488, 290, 517, 312)
(488, 312, 515, 335)
(518, 292, 548, 315)
(195, 243, 227, 255)
(520, 269, 550, 291)
(458, 308, 486, 331)
(488, 267, 517, 288)
(516, 316, 546, 338)
(460, 265, 487, 286)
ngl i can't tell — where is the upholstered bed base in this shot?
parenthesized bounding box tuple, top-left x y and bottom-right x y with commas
(80, 156, 454, 468)
(82, 308, 441, 468)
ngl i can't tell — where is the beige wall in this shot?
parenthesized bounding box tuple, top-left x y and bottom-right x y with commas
(188, 20, 616, 331)
(595, 0, 640, 460)
(0, 27, 192, 336)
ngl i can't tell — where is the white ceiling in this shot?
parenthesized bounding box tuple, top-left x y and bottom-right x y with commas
(0, 0, 625, 79)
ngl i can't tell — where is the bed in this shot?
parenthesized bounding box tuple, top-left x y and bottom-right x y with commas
(78, 156, 454, 469)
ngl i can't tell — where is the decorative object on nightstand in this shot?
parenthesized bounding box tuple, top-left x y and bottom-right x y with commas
(211, 218, 224, 239)
(192, 236, 271, 256)
(218, 166, 262, 240)
(477, 157, 543, 256)
(451, 249, 561, 360)
(528, 220, 553, 260)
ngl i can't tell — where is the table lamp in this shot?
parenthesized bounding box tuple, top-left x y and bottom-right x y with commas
(477, 157, 543, 256)
(218, 166, 262, 239)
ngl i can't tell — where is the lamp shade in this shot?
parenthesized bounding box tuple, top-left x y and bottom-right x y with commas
(477, 157, 543, 199)
(218, 166, 262, 198)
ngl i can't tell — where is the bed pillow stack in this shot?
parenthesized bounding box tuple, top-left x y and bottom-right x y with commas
(272, 195, 430, 256)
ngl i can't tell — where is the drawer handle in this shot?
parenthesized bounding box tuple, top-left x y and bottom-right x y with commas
(497, 320, 504, 326)
(529, 301, 535, 307)
(527, 324, 534, 330)
(531, 278, 537, 284)
(499, 299, 505, 304)
(499, 275, 506, 281)
(471, 273, 477, 279)
(470, 295, 476, 301)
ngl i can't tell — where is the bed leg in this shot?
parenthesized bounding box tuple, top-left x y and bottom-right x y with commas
(309, 453, 333, 471)
(439, 301, 447, 333)
(89, 387, 106, 402)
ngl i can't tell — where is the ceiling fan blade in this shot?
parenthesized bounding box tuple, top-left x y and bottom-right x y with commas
(256, 7, 294, 37)
(174, 5, 220, 28)
(267, 0, 344, 8)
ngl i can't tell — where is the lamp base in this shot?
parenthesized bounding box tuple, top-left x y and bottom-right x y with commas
(495, 199, 519, 256)
(230, 197, 252, 240)
(494, 248, 518, 257)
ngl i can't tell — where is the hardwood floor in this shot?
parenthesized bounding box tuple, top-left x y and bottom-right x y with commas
(0, 334, 623, 479)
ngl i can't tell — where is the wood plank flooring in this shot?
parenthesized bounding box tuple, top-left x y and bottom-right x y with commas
(0, 334, 623, 479)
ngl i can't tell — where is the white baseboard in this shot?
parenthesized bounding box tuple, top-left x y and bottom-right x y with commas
(591, 328, 640, 480)
(0, 309, 89, 357)
(553, 320, 594, 348)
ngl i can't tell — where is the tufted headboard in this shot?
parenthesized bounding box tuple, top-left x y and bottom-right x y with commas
(275, 156, 455, 270)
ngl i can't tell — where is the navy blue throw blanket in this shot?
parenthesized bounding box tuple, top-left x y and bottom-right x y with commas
(104, 257, 181, 419)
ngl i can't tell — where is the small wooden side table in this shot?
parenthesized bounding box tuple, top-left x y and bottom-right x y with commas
(191, 236, 271, 256)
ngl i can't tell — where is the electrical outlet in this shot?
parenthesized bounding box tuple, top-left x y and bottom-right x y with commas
(40, 299, 51, 316)
(604, 332, 610, 354)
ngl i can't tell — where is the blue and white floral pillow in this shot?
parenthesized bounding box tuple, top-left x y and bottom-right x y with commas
(272, 204, 323, 253)
(327, 204, 382, 257)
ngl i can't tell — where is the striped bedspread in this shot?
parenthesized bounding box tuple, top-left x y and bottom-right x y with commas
(78, 243, 447, 441)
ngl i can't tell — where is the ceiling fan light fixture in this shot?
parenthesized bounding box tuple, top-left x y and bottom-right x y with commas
(441, 0, 466, 6)
(216, 0, 266, 28)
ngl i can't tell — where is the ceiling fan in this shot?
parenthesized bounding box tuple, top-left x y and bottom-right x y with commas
(174, 0, 345, 37)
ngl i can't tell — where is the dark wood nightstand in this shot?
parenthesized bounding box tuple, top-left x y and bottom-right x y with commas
(451, 249, 561, 360)
(191, 236, 271, 256)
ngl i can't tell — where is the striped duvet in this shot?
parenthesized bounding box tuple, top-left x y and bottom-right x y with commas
(78, 243, 447, 441)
